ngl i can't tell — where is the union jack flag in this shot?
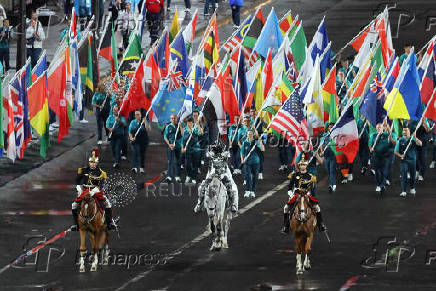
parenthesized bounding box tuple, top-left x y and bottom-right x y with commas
(168, 70, 185, 91)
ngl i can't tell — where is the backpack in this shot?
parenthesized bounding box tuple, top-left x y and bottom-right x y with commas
(146, 0, 163, 13)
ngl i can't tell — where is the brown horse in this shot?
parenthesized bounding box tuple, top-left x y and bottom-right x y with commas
(78, 192, 110, 272)
(290, 192, 316, 275)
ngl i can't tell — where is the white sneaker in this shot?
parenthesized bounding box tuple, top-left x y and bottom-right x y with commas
(184, 8, 191, 13)
(376, 186, 381, 192)
(244, 191, 250, 197)
(400, 192, 407, 197)
(418, 175, 424, 181)
(407, 173, 410, 179)
(175, 176, 181, 183)
(140, 168, 145, 173)
(332, 185, 337, 192)
(131, 168, 138, 173)
(430, 161, 435, 169)
(191, 179, 197, 184)
(386, 180, 391, 186)
(347, 174, 353, 181)
(79, 119, 89, 124)
(121, 156, 127, 160)
(410, 188, 416, 195)
(258, 173, 264, 180)
(185, 176, 191, 184)
(201, 160, 205, 165)
(243, 180, 246, 185)
(341, 178, 348, 184)
(97, 140, 103, 145)
(250, 191, 255, 198)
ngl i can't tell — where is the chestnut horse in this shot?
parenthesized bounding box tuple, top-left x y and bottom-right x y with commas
(290, 192, 316, 275)
(78, 192, 110, 272)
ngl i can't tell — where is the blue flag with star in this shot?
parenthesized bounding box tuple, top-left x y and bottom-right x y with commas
(253, 8, 283, 59)
(152, 82, 186, 124)
(170, 33, 189, 78)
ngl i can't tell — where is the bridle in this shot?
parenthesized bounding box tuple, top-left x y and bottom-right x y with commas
(79, 195, 97, 225)
(206, 176, 222, 213)
(294, 193, 311, 223)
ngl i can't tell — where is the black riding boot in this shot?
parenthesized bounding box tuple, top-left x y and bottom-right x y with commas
(316, 212, 327, 232)
(281, 212, 290, 234)
(105, 208, 115, 230)
(71, 208, 79, 231)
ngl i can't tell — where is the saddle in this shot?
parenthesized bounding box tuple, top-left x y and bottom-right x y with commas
(75, 188, 105, 214)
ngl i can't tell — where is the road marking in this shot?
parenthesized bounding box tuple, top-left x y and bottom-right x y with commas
(115, 180, 288, 290)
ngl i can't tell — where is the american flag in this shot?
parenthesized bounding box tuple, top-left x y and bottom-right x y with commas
(269, 88, 308, 144)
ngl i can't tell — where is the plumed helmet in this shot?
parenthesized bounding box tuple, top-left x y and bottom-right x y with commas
(89, 148, 99, 163)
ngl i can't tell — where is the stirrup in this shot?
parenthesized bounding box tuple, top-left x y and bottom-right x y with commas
(71, 224, 79, 231)
(281, 226, 289, 234)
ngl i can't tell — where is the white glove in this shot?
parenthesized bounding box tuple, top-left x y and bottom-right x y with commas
(287, 190, 294, 198)
(90, 187, 100, 196)
(76, 185, 82, 196)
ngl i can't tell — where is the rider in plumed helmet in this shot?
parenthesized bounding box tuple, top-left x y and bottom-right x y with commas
(71, 149, 115, 231)
(281, 156, 327, 234)
(194, 139, 239, 213)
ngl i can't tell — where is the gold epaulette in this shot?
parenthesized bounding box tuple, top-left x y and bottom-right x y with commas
(78, 167, 83, 174)
(309, 174, 317, 183)
(287, 172, 294, 179)
(101, 170, 107, 179)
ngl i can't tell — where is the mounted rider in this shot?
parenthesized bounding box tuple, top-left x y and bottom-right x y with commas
(194, 140, 239, 213)
(281, 157, 327, 234)
(71, 149, 115, 231)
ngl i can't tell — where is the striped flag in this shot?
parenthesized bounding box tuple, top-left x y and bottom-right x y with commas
(223, 15, 253, 53)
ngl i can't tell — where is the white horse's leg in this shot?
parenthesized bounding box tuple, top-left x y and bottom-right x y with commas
(296, 254, 304, 274)
(79, 254, 85, 273)
(222, 211, 229, 248)
(304, 254, 311, 270)
(90, 253, 98, 272)
(103, 244, 109, 265)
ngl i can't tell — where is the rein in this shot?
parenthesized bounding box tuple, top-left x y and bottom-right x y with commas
(79, 199, 98, 225)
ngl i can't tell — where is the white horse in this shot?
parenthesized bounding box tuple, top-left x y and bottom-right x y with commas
(204, 176, 232, 251)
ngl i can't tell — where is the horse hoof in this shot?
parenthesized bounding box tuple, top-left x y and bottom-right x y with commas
(79, 266, 85, 273)
(222, 243, 229, 249)
(304, 265, 311, 270)
(103, 259, 109, 265)
(90, 266, 97, 272)
(296, 269, 304, 275)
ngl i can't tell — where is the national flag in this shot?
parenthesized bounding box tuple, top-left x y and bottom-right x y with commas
(382, 56, 399, 93)
(47, 46, 71, 141)
(359, 72, 386, 127)
(350, 24, 372, 52)
(289, 18, 306, 72)
(269, 87, 306, 143)
(423, 87, 436, 121)
(151, 81, 186, 124)
(30, 51, 50, 157)
(78, 33, 99, 109)
(262, 49, 273, 101)
(71, 37, 83, 120)
(253, 8, 283, 59)
(234, 48, 248, 111)
(182, 9, 198, 56)
(4, 76, 16, 161)
(322, 64, 339, 123)
(197, 13, 219, 55)
(221, 64, 239, 122)
(98, 20, 112, 61)
(153, 30, 170, 77)
(223, 15, 253, 53)
(244, 59, 262, 112)
(20, 60, 32, 157)
(203, 30, 219, 74)
(203, 71, 227, 134)
(197, 64, 217, 104)
(304, 55, 324, 135)
(330, 102, 359, 168)
(279, 10, 293, 35)
(118, 32, 143, 76)
(384, 49, 423, 121)
(351, 60, 372, 98)
(9, 72, 24, 159)
(169, 10, 179, 44)
(417, 41, 434, 81)
(27, 71, 50, 157)
(120, 59, 151, 118)
(170, 33, 189, 78)
(144, 52, 161, 101)
(319, 41, 332, 84)
(242, 8, 265, 65)
(69, 7, 78, 38)
(376, 9, 394, 69)
(275, 72, 294, 104)
(420, 43, 436, 104)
